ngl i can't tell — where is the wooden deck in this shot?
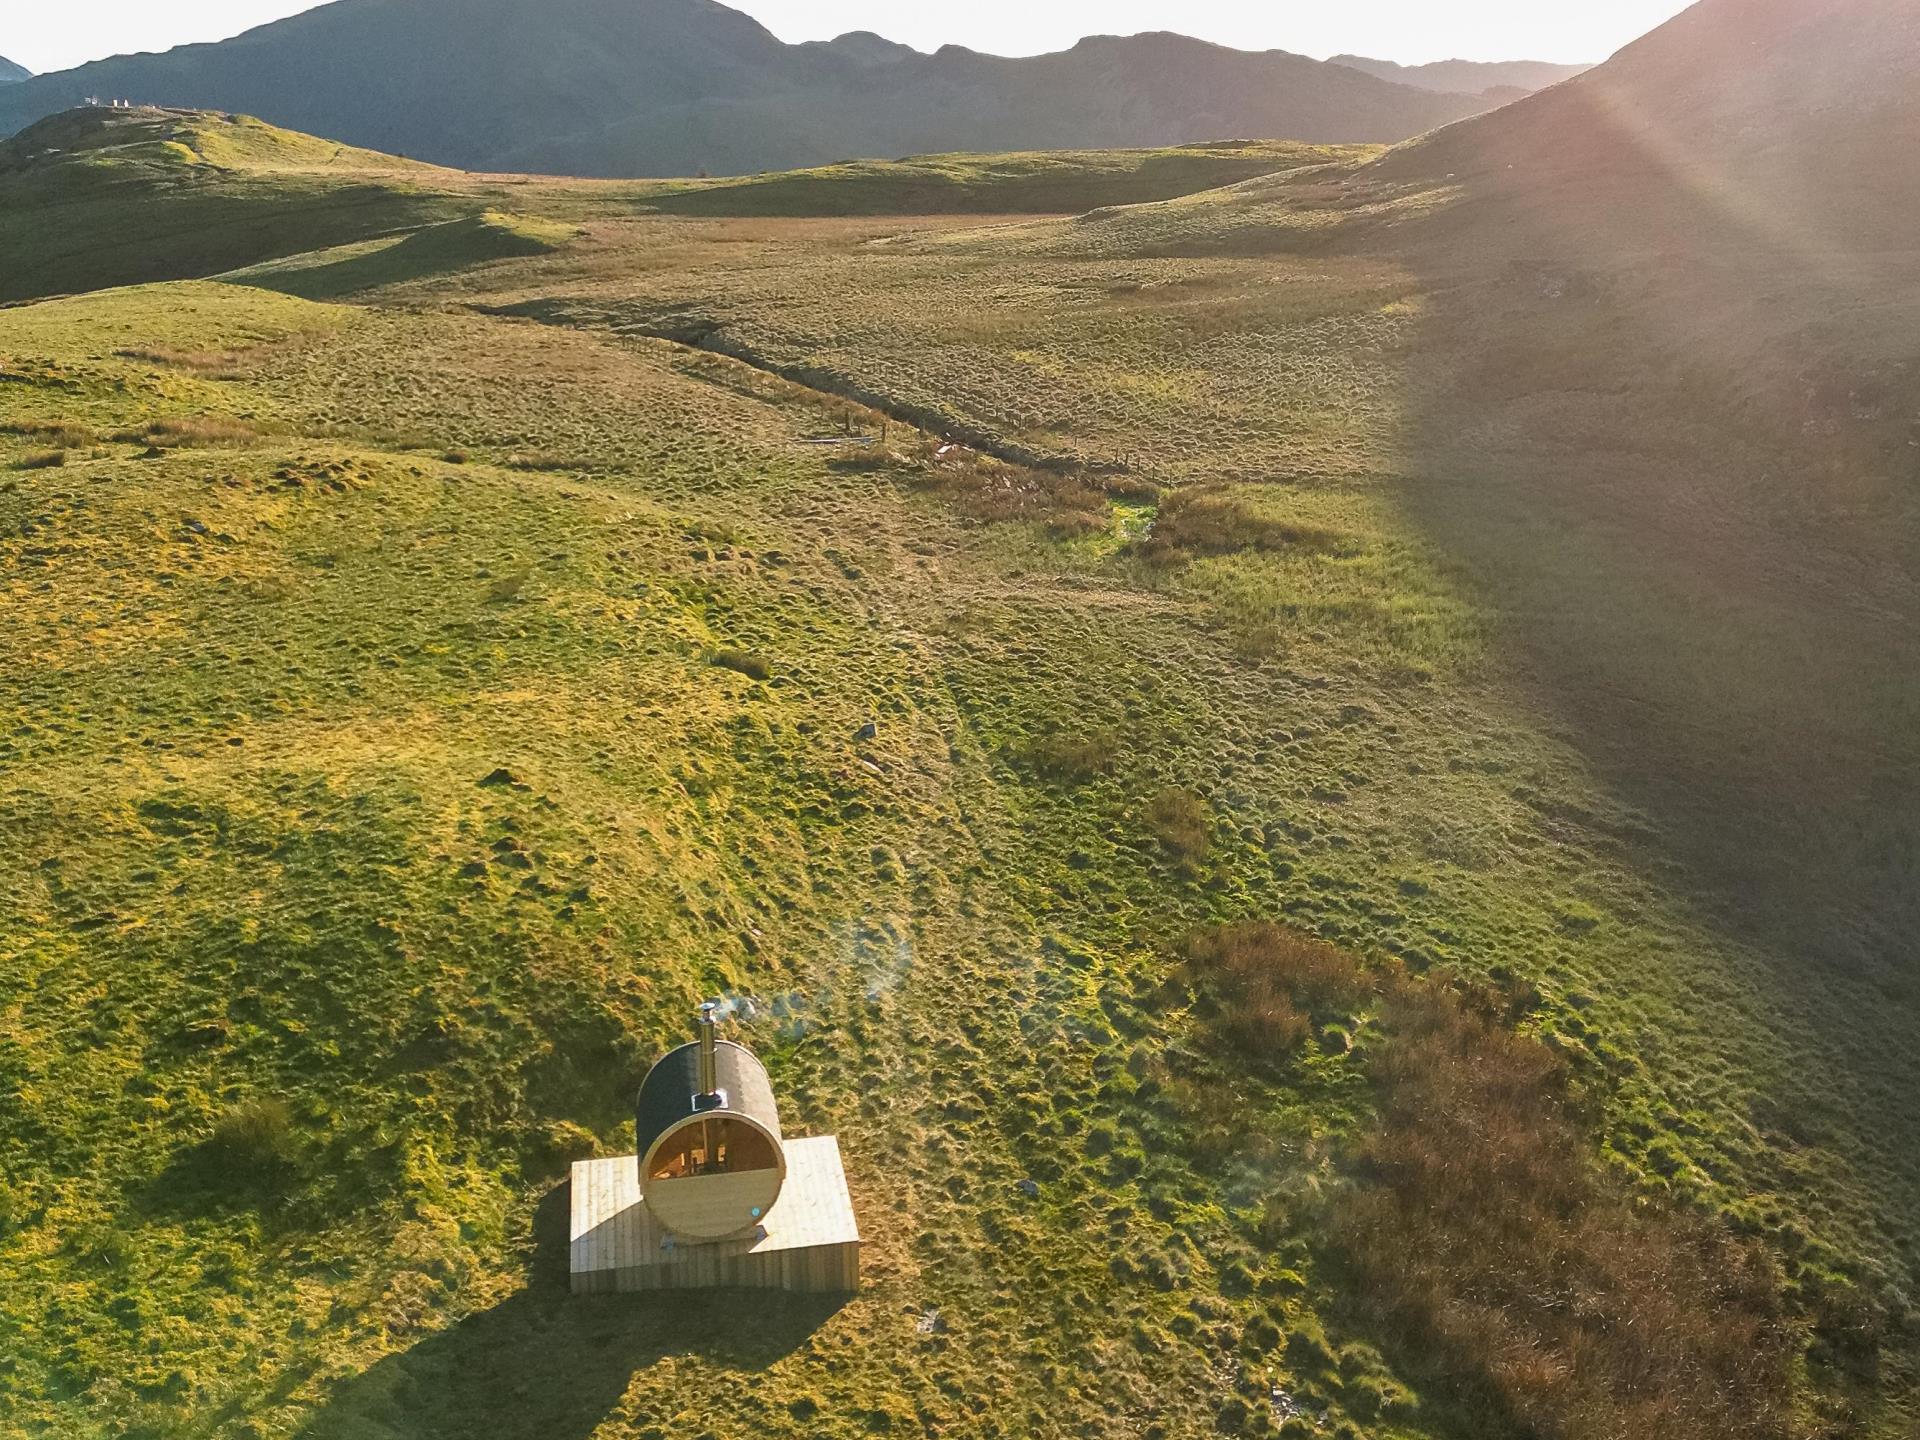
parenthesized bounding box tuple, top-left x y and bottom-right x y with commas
(569, 1135, 860, 1295)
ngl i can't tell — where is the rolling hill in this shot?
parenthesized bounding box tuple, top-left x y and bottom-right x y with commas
(0, 106, 1375, 302)
(0, 0, 1495, 176)
(0, 107, 473, 303)
(1328, 53, 1589, 95)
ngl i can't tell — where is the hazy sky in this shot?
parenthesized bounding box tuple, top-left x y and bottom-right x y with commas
(4, 0, 1694, 76)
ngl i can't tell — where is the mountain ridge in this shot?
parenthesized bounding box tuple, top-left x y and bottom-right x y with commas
(1370, 0, 1920, 246)
(1329, 53, 1590, 94)
(0, 55, 30, 84)
(0, 0, 1494, 176)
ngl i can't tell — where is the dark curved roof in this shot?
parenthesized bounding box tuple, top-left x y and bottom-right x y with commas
(634, 1039, 783, 1159)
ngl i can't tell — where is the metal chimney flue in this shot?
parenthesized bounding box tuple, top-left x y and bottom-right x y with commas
(694, 1001, 723, 1110)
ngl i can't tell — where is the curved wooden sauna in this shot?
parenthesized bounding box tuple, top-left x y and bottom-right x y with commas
(633, 1005, 786, 1241)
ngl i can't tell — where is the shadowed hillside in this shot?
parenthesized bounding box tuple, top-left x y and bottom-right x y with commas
(1360, 0, 1920, 964)
(1373, 0, 1920, 240)
(0, 0, 1494, 176)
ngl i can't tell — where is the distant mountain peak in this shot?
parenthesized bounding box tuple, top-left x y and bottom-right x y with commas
(800, 31, 920, 66)
(1330, 53, 1590, 96)
(0, 56, 31, 85)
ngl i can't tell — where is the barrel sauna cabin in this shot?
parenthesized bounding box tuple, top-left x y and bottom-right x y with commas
(633, 1004, 787, 1241)
(569, 1004, 859, 1294)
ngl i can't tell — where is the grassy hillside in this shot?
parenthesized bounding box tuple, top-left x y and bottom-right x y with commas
(0, 111, 1371, 304)
(4, 9, 1920, 1436)
(0, 109, 470, 303)
(0, 0, 1491, 176)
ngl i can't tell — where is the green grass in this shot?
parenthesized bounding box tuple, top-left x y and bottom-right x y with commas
(633, 141, 1375, 217)
(1, 108, 1917, 1440)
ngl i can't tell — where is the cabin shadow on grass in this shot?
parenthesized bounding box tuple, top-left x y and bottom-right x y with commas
(297, 1182, 845, 1440)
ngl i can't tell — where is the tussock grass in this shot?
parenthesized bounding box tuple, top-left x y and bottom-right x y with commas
(124, 415, 264, 448)
(1144, 485, 1353, 565)
(483, 568, 531, 603)
(711, 646, 772, 681)
(207, 1098, 298, 1179)
(114, 346, 249, 374)
(1145, 785, 1211, 862)
(908, 445, 1113, 534)
(1018, 727, 1121, 782)
(3, 419, 95, 448)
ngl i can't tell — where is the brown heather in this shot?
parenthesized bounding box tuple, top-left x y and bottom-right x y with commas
(1188, 922, 1799, 1440)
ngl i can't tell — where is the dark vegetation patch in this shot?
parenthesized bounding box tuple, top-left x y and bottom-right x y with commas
(711, 646, 772, 681)
(206, 1098, 300, 1181)
(907, 444, 1116, 534)
(3, 418, 95, 448)
(119, 415, 264, 449)
(1143, 485, 1353, 566)
(1184, 923, 1804, 1440)
(114, 345, 254, 377)
(1014, 726, 1121, 782)
(1145, 786, 1212, 862)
